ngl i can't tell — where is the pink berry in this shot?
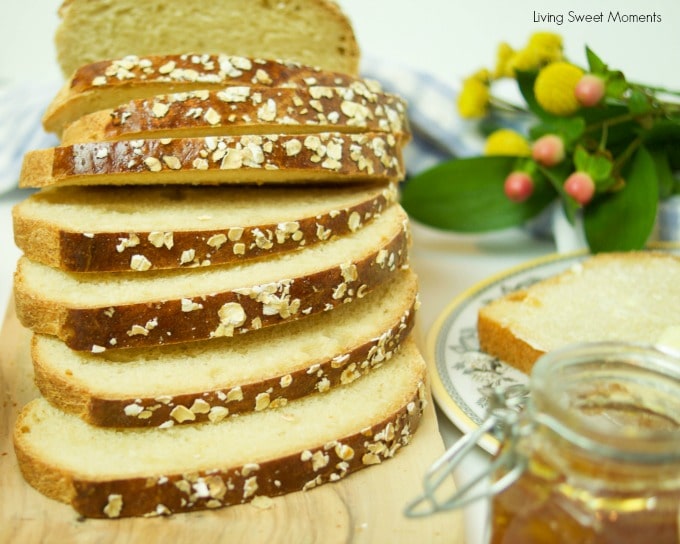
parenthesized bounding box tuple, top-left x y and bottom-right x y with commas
(575, 75, 606, 107)
(532, 135, 565, 167)
(504, 172, 534, 202)
(564, 172, 596, 205)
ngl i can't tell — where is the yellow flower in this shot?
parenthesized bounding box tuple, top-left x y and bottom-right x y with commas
(507, 48, 545, 74)
(527, 32, 563, 58)
(534, 62, 584, 116)
(457, 76, 490, 119)
(470, 68, 491, 83)
(500, 32, 563, 77)
(494, 42, 515, 78)
(484, 129, 531, 156)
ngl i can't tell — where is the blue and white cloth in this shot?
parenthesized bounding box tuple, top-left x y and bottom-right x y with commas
(362, 57, 484, 175)
(0, 81, 60, 195)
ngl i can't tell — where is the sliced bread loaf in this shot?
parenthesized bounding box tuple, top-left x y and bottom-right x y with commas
(31, 269, 418, 427)
(14, 204, 410, 351)
(60, 86, 410, 145)
(14, 339, 427, 518)
(13, 182, 397, 272)
(477, 251, 680, 373)
(44, 55, 379, 135)
(19, 132, 404, 189)
(55, 0, 360, 80)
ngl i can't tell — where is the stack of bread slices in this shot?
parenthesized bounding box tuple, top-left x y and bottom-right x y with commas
(10, 42, 427, 520)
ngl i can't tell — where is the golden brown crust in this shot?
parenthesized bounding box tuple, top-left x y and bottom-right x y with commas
(33, 293, 417, 427)
(45, 55, 377, 134)
(13, 183, 398, 272)
(14, 383, 425, 518)
(19, 132, 404, 189)
(477, 305, 544, 374)
(60, 86, 411, 145)
(14, 221, 410, 351)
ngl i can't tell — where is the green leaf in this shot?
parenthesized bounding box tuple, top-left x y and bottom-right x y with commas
(643, 118, 680, 146)
(400, 157, 555, 232)
(585, 46, 607, 74)
(529, 116, 586, 146)
(573, 146, 590, 171)
(605, 72, 628, 99)
(628, 88, 652, 114)
(572, 146, 613, 182)
(583, 146, 658, 251)
(536, 164, 579, 223)
(589, 155, 613, 182)
(515, 70, 552, 120)
(650, 149, 675, 200)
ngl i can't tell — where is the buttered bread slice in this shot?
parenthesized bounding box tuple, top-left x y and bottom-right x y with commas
(60, 86, 410, 146)
(20, 132, 404, 189)
(478, 251, 680, 373)
(14, 339, 427, 519)
(44, 55, 379, 135)
(32, 269, 418, 427)
(14, 204, 410, 351)
(13, 182, 397, 272)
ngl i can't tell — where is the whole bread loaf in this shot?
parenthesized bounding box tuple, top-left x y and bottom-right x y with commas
(14, 204, 410, 351)
(55, 0, 360, 78)
(477, 251, 680, 373)
(13, 182, 398, 272)
(44, 55, 380, 135)
(20, 132, 404, 189)
(31, 269, 418, 427)
(14, 339, 426, 518)
(60, 86, 410, 145)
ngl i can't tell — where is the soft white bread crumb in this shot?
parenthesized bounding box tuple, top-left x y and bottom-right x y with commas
(13, 182, 398, 271)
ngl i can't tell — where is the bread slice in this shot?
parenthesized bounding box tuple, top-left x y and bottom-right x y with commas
(44, 55, 379, 135)
(13, 182, 398, 272)
(14, 339, 427, 518)
(32, 269, 419, 427)
(477, 251, 680, 373)
(14, 204, 410, 351)
(60, 86, 410, 146)
(19, 132, 404, 189)
(55, 0, 360, 80)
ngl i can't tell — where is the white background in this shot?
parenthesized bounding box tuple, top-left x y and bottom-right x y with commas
(1, 0, 679, 89)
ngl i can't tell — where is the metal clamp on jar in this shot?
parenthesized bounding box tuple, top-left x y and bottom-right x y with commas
(406, 342, 680, 544)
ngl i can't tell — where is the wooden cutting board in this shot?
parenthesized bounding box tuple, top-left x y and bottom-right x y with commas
(0, 300, 464, 543)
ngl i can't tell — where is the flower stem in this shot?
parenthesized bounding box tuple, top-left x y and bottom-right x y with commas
(613, 136, 643, 172)
(630, 82, 680, 98)
(488, 96, 528, 113)
(584, 111, 643, 133)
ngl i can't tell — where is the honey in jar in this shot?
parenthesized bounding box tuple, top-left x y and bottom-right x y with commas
(489, 342, 680, 544)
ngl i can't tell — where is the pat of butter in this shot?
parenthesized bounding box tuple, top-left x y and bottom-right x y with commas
(656, 325, 680, 352)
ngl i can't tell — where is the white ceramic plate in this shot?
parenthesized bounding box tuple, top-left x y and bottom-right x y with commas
(426, 248, 680, 454)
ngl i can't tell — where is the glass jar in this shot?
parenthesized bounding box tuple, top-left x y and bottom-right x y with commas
(406, 342, 680, 544)
(489, 342, 680, 544)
